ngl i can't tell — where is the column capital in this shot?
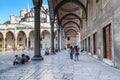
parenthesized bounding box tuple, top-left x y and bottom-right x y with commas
(32, 0, 42, 8)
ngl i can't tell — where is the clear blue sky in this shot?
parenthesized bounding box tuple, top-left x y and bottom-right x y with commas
(0, 0, 48, 24)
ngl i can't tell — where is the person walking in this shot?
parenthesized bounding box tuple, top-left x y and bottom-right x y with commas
(70, 46, 74, 59)
(74, 46, 79, 61)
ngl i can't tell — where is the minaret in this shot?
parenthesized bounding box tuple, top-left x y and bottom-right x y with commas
(27, 3, 30, 12)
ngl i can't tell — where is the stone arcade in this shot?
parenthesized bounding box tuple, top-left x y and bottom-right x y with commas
(47, 0, 120, 68)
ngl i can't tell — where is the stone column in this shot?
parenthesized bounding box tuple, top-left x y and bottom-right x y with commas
(57, 27, 60, 51)
(78, 32, 81, 47)
(60, 29, 62, 50)
(3, 39, 5, 51)
(50, 21, 55, 54)
(32, 0, 43, 60)
(14, 38, 17, 51)
(26, 37, 29, 49)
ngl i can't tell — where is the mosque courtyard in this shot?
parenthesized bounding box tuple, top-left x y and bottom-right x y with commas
(0, 50, 120, 80)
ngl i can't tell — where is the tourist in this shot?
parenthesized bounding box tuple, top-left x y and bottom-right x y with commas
(45, 48, 49, 55)
(13, 55, 21, 65)
(21, 54, 27, 64)
(70, 46, 74, 59)
(74, 45, 79, 61)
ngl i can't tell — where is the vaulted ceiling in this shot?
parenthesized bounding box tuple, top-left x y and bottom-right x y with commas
(48, 0, 88, 35)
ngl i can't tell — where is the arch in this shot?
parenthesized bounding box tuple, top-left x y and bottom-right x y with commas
(41, 30, 50, 39)
(6, 31, 14, 39)
(17, 31, 26, 48)
(0, 32, 4, 51)
(5, 31, 15, 51)
(29, 30, 34, 37)
(29, 30, 34, 49)
(41, 30, 50, 36)
(65, 29, 79, 48)
(62, 21, 80, 30)
(41, 30, 50, 49)
(64, 26, 79, 32)
(17, 31, 26, 38)
(54, 0, 87, 19)
(65, 29, 78, 35)
(60, 13, 82, 28)
(0, 32, 4, 39)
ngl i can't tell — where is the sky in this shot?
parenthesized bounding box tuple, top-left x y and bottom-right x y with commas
(0, 0, 48, 24)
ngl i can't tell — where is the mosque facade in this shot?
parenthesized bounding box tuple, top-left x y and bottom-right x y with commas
(0, 4, 80, 52)
(0, 5, 52, 51)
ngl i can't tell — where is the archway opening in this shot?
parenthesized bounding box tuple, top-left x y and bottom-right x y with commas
(5, 31, 15, 51)
(17, 31, 26, 50)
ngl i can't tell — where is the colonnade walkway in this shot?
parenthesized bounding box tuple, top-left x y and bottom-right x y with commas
(0, 50, 120, 80)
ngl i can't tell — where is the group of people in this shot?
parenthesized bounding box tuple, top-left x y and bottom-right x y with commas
(69, 46, 80, 61)
(13, 54, 30, 65)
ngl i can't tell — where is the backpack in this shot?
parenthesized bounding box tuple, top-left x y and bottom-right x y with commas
(26, 55, 30, 60)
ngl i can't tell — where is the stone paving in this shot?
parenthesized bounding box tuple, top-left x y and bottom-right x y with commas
(0, 50, 120, 80)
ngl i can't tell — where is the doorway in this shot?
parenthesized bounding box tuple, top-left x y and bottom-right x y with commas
(67, 44, 70, 48)
(88, 37, 90, 52)
(93, 32, 97, 55)
(85, 39, 87, 51)
(103, 24, 112, 60)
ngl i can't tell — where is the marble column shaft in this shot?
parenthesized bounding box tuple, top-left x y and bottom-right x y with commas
(26, 38, 29, 49)
(58, 28, 60, 51)
(32, 6, 43, 60)
(50, 21, 55, 54)
(60, 29, 62, 50)
(3, 39, 5, 51)
(14, 39, 17, 50)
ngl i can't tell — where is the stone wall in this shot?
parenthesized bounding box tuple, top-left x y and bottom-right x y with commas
(81, 0, 120, 68)
(112, 2, 120, 68)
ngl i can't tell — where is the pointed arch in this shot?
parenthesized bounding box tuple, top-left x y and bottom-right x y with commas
(54, 0, 87, 19)
(65, 29, 78, 35)
(62, 21, 80, 30)
(60, 13, 82, 28)
(17, 31, 26, 47)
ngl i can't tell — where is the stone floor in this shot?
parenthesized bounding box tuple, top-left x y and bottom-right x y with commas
(0, 50, 120, 80)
